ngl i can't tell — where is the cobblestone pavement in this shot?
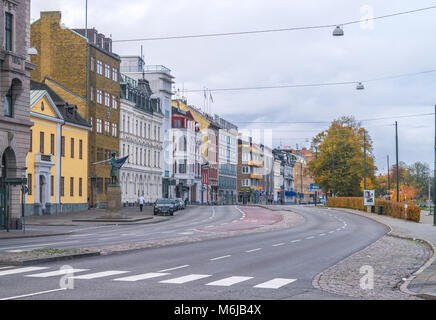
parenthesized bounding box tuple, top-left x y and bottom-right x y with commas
(313, 234, 432, 300)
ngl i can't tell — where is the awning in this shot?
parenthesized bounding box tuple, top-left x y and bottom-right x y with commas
(285, 191, 297, 197)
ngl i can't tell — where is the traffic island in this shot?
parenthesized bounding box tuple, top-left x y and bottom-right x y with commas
(0, 248, 100, 266)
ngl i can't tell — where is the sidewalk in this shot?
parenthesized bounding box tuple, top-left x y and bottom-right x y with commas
(0, 205, 171, 239)
(332, 207, 436, 299)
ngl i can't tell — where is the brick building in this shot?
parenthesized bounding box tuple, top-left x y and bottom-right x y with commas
(0, 0, 34, 229)
(30, 11, 121, 208)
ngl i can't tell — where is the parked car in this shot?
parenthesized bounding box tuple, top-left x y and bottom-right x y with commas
(299, 200, 307, 205)
(153, 199, 176, 216)
(176, 198, 185, 210)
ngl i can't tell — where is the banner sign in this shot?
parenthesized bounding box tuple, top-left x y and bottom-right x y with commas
(364, 190, 375, 206)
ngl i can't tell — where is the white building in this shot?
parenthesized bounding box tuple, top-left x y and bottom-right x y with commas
(120, 57, 175, 199)
(119, 74, 164, 205)
(172, 107, 202, 203)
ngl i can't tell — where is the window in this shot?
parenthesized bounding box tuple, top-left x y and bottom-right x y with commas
(5, 13, 13, 51)
(4, 87, 12, 117)
(112, 67, 118, 82)
(90, 87, 94, 101)
(97, 60, 103, 75)
(71, 138, 74, 158)
(51, 175, 54, 197)
(40, 132, 44, 154)
(61, 136, 65, 157)
(97, 89, 103, 104)
(242, 166, 250, 174)
(104, 92, 110, 107)
(97, 148, 103, 161)
(96, 119, 102, 133)
(112, 95, 117, 109)
(27, 174, 32, 195)
(90, 57, 95, 72)
(105, 64, 111, 78)
(50, 134, 55, 155)
(174, 119, 181, 128)
(60, 177, 65, 197)
(90, 117, 93, 131)
(112, 123, 118, 137)
(70, 177, 74, 196)
(30, 130, 32, 152)
(79, 140, 83, 159)
(104, 121, 110, 135)
(79, 178, 83, 197)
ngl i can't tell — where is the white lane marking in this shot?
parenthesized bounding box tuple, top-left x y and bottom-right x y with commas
(6, 250, 26, 253)
(178, 232, 194, 235)
(71, 271, 129, 280)
(68, 234, 93, 238)
(329, 231, 335, 234)
(254, 278, 297, 289)
(246, 248, 262, 253)
(319, 234, 326, 236)
(206, 276, 253, 287)
(157, 265, 189, 273)
(0, 267, 49, 276)
(0, 288, 67, 300)
(291, 240, 301, 243)
(272, 243, 285, 247)
(26, 268, 89, 278)
(0, 266, 14, 270)
(336, 228, 341, 231)
(113, 272, 170, 282)
(160, 274, 211, 284)
(210, 255, 231, 261)
(306, 236, 315, 240)
(0, 243, 56, 250)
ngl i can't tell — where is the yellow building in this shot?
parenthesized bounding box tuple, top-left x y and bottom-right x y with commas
(25, 81, 90, 215)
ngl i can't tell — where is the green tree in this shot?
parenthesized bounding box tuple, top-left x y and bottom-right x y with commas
(308, 116, 377, 196)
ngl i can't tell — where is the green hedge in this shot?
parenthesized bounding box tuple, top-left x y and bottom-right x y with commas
(328, 197, 420, 222)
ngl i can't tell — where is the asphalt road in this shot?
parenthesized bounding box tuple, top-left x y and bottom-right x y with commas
(0, 205, 388, 300)
(0, 206, 243, 253)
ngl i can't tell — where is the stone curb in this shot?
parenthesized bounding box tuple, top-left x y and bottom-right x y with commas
(330, 207, 436, 299)
(0, 231, 73, 240)
(25, 216, 170, 227)
(0, 251, 101, 266)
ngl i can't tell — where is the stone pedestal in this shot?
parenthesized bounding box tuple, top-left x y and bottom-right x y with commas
(104, 185, 124, 218)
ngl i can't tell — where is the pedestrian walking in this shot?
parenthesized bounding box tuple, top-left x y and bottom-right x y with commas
(138, 194, 145, 212)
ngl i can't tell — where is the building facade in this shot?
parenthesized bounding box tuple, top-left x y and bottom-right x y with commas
(0, 0, 34, 230)
(273, 148, 297, 204)
(119, 74, 164, 205)
(237, 135, 264, 204)
(120, 57, 175, 199)
(215, 115, 238, 205)
(171, 106, 201, 203)
(30, 11, 121, 208)
(26, 81, 90, 215)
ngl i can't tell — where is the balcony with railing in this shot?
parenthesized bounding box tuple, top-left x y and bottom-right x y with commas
(250, 173, 262, 180)
(248, 160, 263, 167)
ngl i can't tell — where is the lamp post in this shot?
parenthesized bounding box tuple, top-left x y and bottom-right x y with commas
(396, 121, 399, 202)
(434, 105, 436, 225)
(363, 130, 367, 191)
(332, 142, 335, 198)
(387, 155, 390, 199)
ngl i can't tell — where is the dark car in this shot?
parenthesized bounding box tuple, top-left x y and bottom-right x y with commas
(154, 199, 176, 216)
(175, 198, 185, 210)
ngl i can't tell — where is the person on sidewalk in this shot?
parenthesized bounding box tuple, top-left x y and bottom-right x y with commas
(138, 194, 145, 212)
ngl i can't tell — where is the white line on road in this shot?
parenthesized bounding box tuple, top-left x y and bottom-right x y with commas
(291, 240, 301, 243)
(159, 274, 211, 284)
(272, 243, 285, 247)
(0, 267, 49, 276)
(113, 272, 170, 282)
(319, 234, 326, 236)
(26, 268, 89, 278)
(246, 248, 262, 253)
(157, 265, 190, 273)
(206, 276, 253, 287)
(329, 231, 335, 234)
(71, 271, 129, 280)
(210, 255, 231, 261)
(254, 278, 297, 289)
(306, 236, 315, 240)
(0, 266, 14, 270)
(0, 288, 67, 300)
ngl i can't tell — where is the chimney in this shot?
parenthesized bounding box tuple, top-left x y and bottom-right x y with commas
(40, 11, 62, 24)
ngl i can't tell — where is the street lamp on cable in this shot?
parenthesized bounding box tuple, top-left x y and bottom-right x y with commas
(332, 25, 344, 36)
(356, 82, 365, 90)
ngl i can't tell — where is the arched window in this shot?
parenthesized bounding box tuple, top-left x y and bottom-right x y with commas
(4, 79, 23, 118)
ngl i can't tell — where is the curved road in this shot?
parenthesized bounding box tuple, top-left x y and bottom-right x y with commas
(0, 205, 388, 300)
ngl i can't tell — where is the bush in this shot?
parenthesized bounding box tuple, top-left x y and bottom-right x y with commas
(328, 197, 420, 222)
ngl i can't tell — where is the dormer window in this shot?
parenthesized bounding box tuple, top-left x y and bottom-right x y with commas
(5, 12, 13, 51)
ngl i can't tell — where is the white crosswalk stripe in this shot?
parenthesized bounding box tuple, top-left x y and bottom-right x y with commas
(160, 274, 211, 284)
(0, 267, 49, 276)
(71, 270, 129, 280)
(25, 268, 89, 278)
(254, 278, 297, 289)
(113, 272, 169, 282)
(206, 276, 253, 287)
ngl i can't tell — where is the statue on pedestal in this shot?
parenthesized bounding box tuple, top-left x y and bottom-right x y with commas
(110, 152, 128, 186)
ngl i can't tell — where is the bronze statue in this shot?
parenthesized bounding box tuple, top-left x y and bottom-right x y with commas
(110, 152, 128, 185)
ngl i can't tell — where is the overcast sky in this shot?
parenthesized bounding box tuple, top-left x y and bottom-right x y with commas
(31, 0, 436, 174)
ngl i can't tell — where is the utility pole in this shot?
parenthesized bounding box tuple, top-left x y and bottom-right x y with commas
(434, 105, 436, 225)
(395, 121, 399, 202)
(332, 142, 335, 197)
(387, 155, 390, 199)
(363, 130, 367, 191)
